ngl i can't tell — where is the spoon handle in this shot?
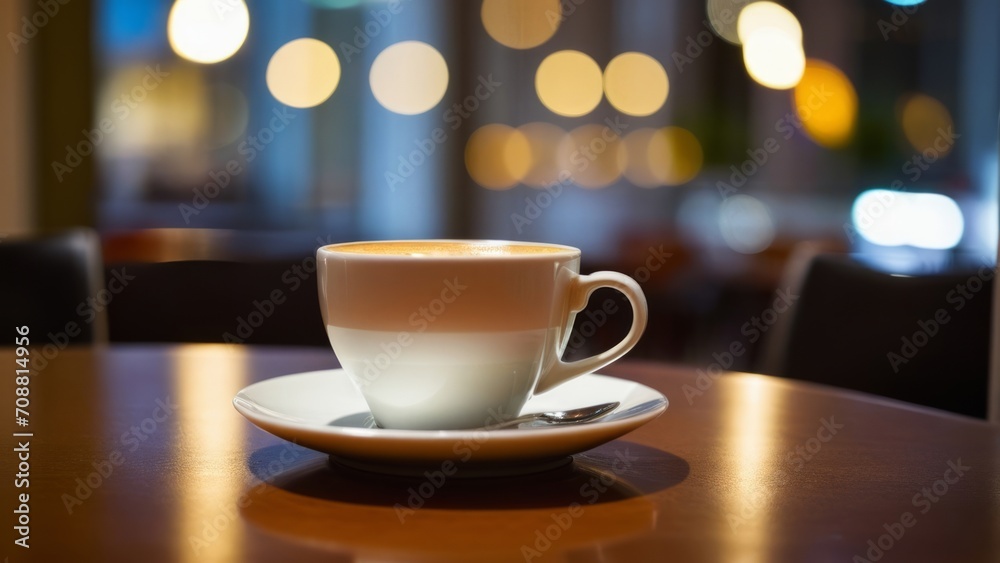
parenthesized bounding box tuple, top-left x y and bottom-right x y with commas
(484, 401, 620, 430)
(486, 413, 544, 430)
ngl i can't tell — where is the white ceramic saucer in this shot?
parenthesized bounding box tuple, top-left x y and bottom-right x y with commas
(233, 369, 667, 476)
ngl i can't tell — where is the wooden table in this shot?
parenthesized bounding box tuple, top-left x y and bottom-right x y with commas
(3, 345, 998, 562)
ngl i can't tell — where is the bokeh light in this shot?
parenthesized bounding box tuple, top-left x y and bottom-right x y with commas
(466, 124, 532, 190)
(370, 41, 449, 115)
(737, 1, 802, 44)
(707, 0, 754, 44)
(738, 1, 805, 89)
(793, 59, 858, 147)
(852, 189, 964, 249)
(900, 93, 954, 155)
(558, 124, 624, 189)
(719, 194, 776, 254)
(603, 52, 669, 117)
(97, 64, 207, 156)
(535, 50, 603, 117)
(649, 127, 704, 186)
(266, 38, 341, 108)
(621, 128, 661, 188)
(481, 0, 561, 49)
(167, 0, 249, 64)
(884, 0, 925, 5)
(742, 31, 805, 90)
(622, 127, 703, 188)
(518, 122, 566, 188)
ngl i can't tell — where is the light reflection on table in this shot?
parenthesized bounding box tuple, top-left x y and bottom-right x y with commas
(173, 345, 250, 562)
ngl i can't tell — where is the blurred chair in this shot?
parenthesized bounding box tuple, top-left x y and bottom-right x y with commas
(102, 228, 233, 263)
(993, 263, 1000, 423)
(990, 120, 1000, 425)
(101, 228, 334, 346)
(0, 229, 107, 344)
(759, 249, 992, 419)
(104, 260, 328, 346)
(102, 228, 332, 263)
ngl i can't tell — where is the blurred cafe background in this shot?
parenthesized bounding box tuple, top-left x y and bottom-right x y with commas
(2, 0, 998, 403)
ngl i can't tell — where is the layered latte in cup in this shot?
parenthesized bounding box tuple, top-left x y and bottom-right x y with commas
(317, 240, 647, 430)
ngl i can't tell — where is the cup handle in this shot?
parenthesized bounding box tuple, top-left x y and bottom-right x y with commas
(535, 271, 648, 394)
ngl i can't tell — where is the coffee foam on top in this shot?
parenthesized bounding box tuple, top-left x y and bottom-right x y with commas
(329, 241, 570, 257)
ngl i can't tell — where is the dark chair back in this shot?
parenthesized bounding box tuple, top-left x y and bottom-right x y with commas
(0, 229, 106, 344)
(105, 260, 328, 346)
(760, 254, 992, 419)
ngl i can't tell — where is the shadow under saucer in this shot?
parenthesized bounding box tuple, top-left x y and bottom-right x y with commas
(238, 440, 688, 561)
(245, 439, 688, 509)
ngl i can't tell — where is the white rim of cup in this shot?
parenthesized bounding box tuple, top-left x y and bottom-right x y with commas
(317, 239, 581, 260)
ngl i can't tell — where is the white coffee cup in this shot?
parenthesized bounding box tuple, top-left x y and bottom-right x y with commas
(317, 240, 648, 430)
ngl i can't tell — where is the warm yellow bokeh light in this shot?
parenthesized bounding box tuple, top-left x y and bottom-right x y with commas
(266, 38, 341, 108)
(370, 41, 449, 115)
(518, 122, 566, 188)
(535, 50, 603, 117)
(648, 127, 703, 186)
(742, 31, 805, 90)
(97, 64, 207, 156)
(900, 93, 954, 155)
(737, 1, 802, 44)
(603, 52, 669, 117)
(621, 128, 661, 188)
(793, 59, 857, 148)
(558, 124, 624, 189)
(167, 0, 249, 64)
(481, 0, 561, 49)
(466, 124, 533, 190)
